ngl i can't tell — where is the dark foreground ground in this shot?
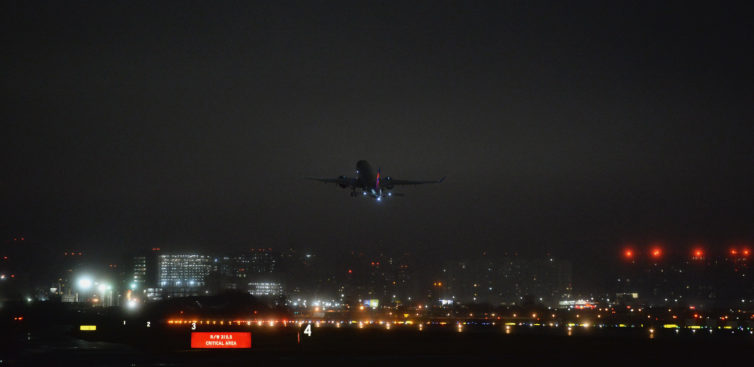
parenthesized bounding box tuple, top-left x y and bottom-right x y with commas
(2, 323, 753, 366)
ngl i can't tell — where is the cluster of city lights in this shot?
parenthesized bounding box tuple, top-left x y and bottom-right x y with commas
(77, 276, 114, 294)
(75, 275, 131, 307)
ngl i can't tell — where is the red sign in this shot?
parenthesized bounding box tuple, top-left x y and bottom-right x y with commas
(191, 332, 252, 349)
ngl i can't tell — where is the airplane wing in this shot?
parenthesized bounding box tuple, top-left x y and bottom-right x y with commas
(385, 176, 446, 186)
(304, 176, 356, 187)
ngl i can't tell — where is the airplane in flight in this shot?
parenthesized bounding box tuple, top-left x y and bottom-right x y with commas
(306, 160, 445, 201)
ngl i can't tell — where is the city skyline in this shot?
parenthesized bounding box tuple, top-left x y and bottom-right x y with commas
(3, 241, 752, 310)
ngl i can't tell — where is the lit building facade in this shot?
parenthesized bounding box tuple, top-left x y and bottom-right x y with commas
(157, 254, 213, 297)
(247, 281, 284, 296)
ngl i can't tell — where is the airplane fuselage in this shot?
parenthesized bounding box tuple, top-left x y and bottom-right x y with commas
(355, 160, 384, 199)
(356, 160, 376, 190)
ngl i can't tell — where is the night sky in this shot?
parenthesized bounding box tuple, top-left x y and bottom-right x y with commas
(2, 1, 753, 284)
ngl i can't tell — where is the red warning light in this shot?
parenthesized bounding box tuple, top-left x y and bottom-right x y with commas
(347, 269, 352, 274)
(692, 248, 704, 259)
(623, 249, 634, 260)
(730, 249, 738, 256)
(743, 248, 751, 257)
(651, 247, 662, 259)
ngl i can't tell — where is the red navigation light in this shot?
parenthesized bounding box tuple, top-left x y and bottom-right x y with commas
(651, 247, 662, 259)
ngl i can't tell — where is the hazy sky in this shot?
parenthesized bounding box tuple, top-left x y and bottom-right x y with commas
(2, 1, 753, 282)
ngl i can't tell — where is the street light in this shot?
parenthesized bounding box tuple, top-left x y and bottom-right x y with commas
(78, 276, 93, 290)
(96, 283, 112, 307)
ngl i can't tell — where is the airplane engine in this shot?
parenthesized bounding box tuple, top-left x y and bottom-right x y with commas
(383, 176, 394, 190)
(337, 175, 348, 188)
